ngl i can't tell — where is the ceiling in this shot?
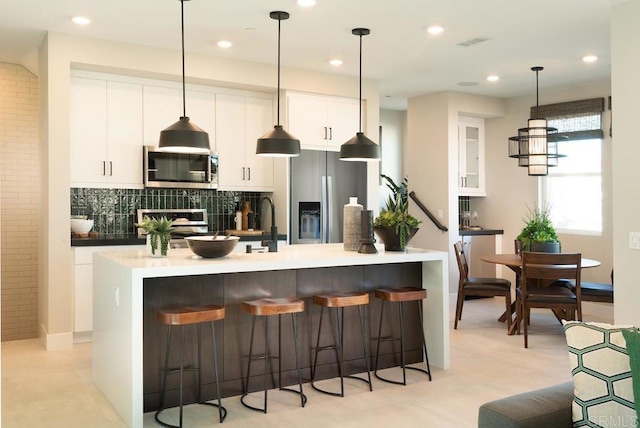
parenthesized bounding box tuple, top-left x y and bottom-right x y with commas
(0, 0, 619, 109)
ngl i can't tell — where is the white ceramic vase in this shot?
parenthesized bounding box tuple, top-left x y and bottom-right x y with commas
(343, 197, 363, 251)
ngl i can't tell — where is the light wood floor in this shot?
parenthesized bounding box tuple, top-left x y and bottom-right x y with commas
(1, 298, 613, 427)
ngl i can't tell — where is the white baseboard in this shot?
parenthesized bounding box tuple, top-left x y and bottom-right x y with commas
(73, 331, 93, 343)
(39, 324, 73, 350)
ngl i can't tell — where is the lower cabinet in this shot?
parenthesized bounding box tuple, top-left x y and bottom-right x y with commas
(73, 245, 144, 341)
(460, 234, 503, 278)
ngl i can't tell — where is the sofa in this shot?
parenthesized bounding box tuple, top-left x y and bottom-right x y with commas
(477, 382, 574, 428)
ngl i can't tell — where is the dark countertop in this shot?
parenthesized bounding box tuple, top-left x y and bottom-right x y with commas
(71, 233, 288, 247)
(459, 228, 504, 236)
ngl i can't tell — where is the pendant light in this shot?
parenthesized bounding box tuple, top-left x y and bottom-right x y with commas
(508, 67, 565, 176)
(158, 0, 210, 154)
(256, 11, 300, 157)
(340, 28, 380, 162)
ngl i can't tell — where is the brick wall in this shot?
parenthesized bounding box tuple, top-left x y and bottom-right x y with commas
(0, 63, 40, 341)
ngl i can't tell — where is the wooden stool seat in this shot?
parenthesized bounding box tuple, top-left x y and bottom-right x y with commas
(310, 290, 372, 397)
(374, 286, 431, 385)
(313, 291, 369, 308)
(242, 298, 304, 316)
(241, 296, 306, 413)
(375, 287, 427, 302)
(155, 305, 226, 427)
(158, 305, 225, 326)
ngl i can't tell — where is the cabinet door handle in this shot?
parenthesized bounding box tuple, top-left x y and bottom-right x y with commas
(247, 167, 251, 181)
(242, 167, 245, 180)
(109, 161, 113, 176)
(323, 127, 327, 140)
(102, 161, 106, 176)
(329, 127, 332, 140)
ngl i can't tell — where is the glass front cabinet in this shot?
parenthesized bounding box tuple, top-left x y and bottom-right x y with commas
(458, 116, 486, 196)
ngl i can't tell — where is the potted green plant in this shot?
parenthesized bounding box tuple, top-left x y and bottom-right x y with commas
(516, 203, 560, 253)
(135, 216, 174, 257)
(374, 174, 421, 251)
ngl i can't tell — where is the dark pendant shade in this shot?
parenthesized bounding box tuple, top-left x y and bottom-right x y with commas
(255, 11, 300, 158)
(256, 125, 300, 157)
(340, 27, 380, 162)
(158, 0, 211, 154)
(340, 132, 380, 161)
(159, 116, 210, 154)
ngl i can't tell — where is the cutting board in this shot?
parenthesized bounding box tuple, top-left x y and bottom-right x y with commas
(225, 229, 264, 237)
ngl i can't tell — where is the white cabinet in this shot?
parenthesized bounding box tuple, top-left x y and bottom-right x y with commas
(142, 86, 216, 150)
(287, 92, 361, 151)
(458, 116, 486, 196)
(73, 245, 144, 341)
(70, 77, 143, 188)
(216, 93, 274, 191)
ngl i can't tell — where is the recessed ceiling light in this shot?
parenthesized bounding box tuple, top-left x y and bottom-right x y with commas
(426, 26, 445, 35)
(487, 75, 500, 82)
(72, 16, 91, 26)
(217, 40, 232, 49)
(329, 59, 343, 66)
(297, 0, 317, 7)
(582, 55, 598, 63)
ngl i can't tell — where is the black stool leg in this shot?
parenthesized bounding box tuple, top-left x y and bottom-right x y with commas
(155, 325, 173, 426)
(416, 301, 432, 381)
(291, 312, 306, 407)
(399, 302, 407, 385)
(374, 299, 386, 377)
(197, 321, 227, 423)
(310, 306, 325, 384)
(263, 315, 269, 413)
(178, 326, 185, 427)
(358, 305, 373, 391)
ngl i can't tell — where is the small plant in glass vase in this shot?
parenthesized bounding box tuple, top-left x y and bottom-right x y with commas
(136, 216, 174, 257)
(374, 174, 421, 251)
(516, 203, 560, 253)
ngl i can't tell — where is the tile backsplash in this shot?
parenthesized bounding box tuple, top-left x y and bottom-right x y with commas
(70, 188, 263, 235)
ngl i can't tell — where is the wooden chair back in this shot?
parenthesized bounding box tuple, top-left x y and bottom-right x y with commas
(521, 251, 582, 302)
(454, 241, 469, 281)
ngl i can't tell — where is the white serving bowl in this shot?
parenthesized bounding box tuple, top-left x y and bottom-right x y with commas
(71, 218, 94, 234)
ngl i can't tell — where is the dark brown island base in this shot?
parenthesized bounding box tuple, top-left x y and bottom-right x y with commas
(93, 244, 448, 427)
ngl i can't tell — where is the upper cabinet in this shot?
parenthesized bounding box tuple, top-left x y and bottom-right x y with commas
(216, 93, 274, 191)
(142, 86, 216, 149)
(70, 76, 143, 188)
(287, 92, 361, 151)
(458, 116, 486, 197)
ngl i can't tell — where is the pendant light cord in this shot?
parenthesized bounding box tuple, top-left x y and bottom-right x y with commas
(535, 68, 539, 118)
(358, 33, 363, 133)
(276, 17, 282, 126)
(181, 0, 186, 118)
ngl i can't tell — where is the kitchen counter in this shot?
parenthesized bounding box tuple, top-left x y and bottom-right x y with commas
(71, 232, 287, 247)
(458, 228, 504, 236)
(92, 243, 449, 427)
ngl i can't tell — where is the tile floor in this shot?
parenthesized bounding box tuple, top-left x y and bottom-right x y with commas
(1, 298, 614, 427)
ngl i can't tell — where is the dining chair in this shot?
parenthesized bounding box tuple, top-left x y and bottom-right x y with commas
(570, 269, 613, 303)
(517, 251, 582, 348)
(453, 241, 512, 332)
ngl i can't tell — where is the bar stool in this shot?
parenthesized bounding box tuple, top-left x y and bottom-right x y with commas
(374, 287, 432, 385)
(310, 291, 372, 397)
(241, 297, 307, 413)
(155, 305, 227, 428)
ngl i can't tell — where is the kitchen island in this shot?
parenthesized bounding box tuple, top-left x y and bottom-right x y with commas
(93, 243, 448, 427)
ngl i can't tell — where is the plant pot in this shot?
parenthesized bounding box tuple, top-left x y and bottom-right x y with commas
(530, 242, 561, 253)
(374, 226, 419, 251)
(147, 234, 170, 257)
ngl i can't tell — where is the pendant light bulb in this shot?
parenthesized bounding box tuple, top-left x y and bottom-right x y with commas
(340, 28, 380, 162)
(158, 0, 210, 154)
(256, 11, 300, 157)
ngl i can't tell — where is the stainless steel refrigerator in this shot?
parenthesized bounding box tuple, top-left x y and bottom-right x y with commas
(290, 150, 367, 244)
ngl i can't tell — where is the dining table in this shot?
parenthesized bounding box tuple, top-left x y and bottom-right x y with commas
(481, 253, 601, 335)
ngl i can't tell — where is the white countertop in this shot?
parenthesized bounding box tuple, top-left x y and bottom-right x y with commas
(94, 243, 447, 278)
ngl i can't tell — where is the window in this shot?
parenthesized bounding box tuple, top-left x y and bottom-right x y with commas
(536, 99, 605, 235)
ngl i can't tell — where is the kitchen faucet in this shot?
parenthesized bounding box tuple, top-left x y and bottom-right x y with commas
(260, 196, 278, 252)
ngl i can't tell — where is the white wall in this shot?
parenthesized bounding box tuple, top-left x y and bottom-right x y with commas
(38, 32, 380, 349)
(379, 109, 406, 211)
(407, 91, 505, 292)
(611, 0, 640, 326)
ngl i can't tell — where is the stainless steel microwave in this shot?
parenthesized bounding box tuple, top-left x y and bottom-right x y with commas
(143, 146, 218, 189)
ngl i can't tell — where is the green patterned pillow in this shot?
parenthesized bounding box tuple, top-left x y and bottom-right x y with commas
(563, 321, 636, 427)
(622, 329, 640, 424)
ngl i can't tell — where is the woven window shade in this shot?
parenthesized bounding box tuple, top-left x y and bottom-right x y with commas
(530, 98, 605, 141)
